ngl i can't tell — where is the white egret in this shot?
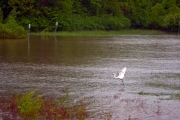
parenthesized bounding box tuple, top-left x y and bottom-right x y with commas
(113, 67, 127, 85)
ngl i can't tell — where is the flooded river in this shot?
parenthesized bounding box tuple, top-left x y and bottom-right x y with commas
(0, 35, 180, 119)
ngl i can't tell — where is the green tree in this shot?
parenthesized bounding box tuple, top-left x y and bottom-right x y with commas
(164, 12, 180, 31)
(148, 3, 166, 29)
(8, 0, 36, 30)
(128, 0, 152, 28)
(8, 0, 35, 14)
(162, 0, 176, 10)
(119, 2, 131, 16)
(73, 0, 86, 14)
(86, 0, 102, 15)
(1, 0, 180, 33)
(57, 0, 74, 16)
(100, 0, 123, 16)
(0, 0, 12, 20)
(161, 0, 180, 31)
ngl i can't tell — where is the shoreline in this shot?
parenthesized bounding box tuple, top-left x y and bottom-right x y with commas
(0, 29, 177, 39)
(31, 29, 167, 36)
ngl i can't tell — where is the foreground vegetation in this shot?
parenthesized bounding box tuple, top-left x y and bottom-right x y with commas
(0, 89, 87, 120)
(0, 87, 180, 119)
(0, 0, 180, 38)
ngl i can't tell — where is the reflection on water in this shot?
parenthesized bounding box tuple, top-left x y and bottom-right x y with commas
(0, 35, 180, 119)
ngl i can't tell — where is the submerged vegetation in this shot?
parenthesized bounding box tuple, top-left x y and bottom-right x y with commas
(138, 91, 180, 101)
(141, 72, 180, 101)
(145, 82, 180, 90)
(151, 73, 180, 79)
(1, 0, 180, 38)
(0, 89, 87, 120)
(140, 82, 180, 101)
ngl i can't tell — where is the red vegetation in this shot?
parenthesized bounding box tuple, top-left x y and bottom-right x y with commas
(0, 94, 87, 120)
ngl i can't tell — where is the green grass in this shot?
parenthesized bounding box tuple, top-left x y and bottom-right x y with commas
(32, 29, 166, 36)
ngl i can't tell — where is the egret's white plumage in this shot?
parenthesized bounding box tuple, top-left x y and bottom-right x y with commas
(113, 67, 127, 85)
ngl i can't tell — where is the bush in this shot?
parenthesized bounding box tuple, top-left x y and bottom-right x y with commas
(18, 88, 43, 120)
(0, 16, 27, 39)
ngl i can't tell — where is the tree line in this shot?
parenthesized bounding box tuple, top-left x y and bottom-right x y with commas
(1, 0, 180, 33)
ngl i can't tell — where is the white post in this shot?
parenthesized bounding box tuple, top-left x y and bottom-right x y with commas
(28, 24, 31, 56)
(29, 24, 31, 29)
(54, 22, 58, 36)
(56, 22, 58, 27)
(28, 24, 31, 35)
(178, 22, 180, 35)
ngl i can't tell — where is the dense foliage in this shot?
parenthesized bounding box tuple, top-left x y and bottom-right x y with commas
(1, 0, 180, 33)
(0, 8, 26, 39)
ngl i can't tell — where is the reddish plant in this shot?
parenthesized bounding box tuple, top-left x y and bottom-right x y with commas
(0, 93, 88, 120)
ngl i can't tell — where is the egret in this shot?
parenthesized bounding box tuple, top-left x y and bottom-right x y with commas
(113, 67, 127, 86)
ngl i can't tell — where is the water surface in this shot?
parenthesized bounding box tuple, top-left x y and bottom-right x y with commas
(0, 35, 180, 119)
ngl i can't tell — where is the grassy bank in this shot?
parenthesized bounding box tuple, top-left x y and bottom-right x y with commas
(32, 29, 166, 36)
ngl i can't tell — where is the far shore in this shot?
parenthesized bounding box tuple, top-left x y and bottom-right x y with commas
(31, 29, 168, 36)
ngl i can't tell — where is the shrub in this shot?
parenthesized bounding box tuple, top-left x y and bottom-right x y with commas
(18, 88, 43, 120)
(0, 16, 27, 39)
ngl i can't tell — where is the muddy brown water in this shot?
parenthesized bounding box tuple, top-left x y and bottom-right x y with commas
(0, 35, 180, 119)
